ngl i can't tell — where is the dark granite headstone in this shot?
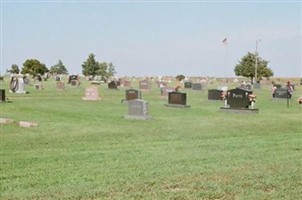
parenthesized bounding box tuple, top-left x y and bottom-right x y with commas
(208, 89, 223, 100)
(184, 82, 192, 89)
(192, 83, 202, 90)
(0, 89, 5, 102)
(226, 88, 252, 108)
(70, 80, 79, 86)
(274, 88, 289, 99)
(126, 89, 141, 101)
(68, 75, 78, 84)
(108, 81, 117, 89)
(168, 92, 186, 105)
(34, 83, 43, 90)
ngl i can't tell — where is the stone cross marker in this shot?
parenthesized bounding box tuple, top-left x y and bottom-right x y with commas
(82, 86, 101, 101)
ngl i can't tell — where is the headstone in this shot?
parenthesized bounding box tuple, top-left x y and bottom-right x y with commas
(0, 89, 5, 102)
(139, 80, 151, 90)
(68, 75, 78, 84)
(157, 81, 167, 88)
(56, 81, 65, 90)
(161, 87, 174, 96)
(82, 86, 101, 101)
(0, 118, 15, 124)
(184, 82, 192, 89)
(123, 80, 131, 87)
(70, 80, 79, 86)
(10, 75, 27, 94)
(274, 84, 282, 89)
(208, 89, 223, 100)
(124, 99, 151, 120)
(192, 83, 202, 90)
(19, 121, 38, 128)
(226, 88, 252, 108)
(125, 89, 141, 101)
(108, 81, 118, 89)
(274, 88, 289, 99)
(220, 88, 258, 113)
(164, 92, 190, 108)
(34, 83, 43, 90)
(0, 76, 4, 81)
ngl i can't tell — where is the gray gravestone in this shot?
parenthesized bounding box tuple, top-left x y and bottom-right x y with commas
(274, 88, 289, 99)
(184, 82, 192, 89)
(124, 99, 151, 120)
(192, 83, 202, 90)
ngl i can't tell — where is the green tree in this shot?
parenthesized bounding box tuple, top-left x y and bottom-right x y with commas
(234, 52, 273, 83)
(49, 60, 68, 75)
(7, 64, 20, 74)
(82, 53, 117, 80)
(82, 53, 100, 78)
(21, 59, 49, 77)
(175, 74, 185, 81)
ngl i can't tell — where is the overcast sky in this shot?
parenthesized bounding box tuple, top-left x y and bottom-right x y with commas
(1, 1, 301, 77)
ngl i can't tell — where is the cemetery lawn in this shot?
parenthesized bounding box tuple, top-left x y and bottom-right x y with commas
(1, 78, 302, 200)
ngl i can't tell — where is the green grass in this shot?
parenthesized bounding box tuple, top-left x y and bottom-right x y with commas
(1, 78, 302, 199)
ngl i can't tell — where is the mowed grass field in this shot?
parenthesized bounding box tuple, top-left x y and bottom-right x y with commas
(1, 77, 301, 200)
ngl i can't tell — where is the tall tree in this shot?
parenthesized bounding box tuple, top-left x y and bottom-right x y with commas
(82, 53, 117, 81)
(50, 60, 68, 75)
(107, 62, 116, 78)
(21, 59, 49, 77)
(82, 53, 100, 78)
(7, 64, 20, 74)
(234, 52, 273, 83)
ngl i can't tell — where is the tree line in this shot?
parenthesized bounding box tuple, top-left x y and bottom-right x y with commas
(7, 52, 274, 82)
(6, 53, 116, 81)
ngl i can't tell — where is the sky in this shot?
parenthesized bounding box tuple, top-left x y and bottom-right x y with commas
(1, 0, 301, 78)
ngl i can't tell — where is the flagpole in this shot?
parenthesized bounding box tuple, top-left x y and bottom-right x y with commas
(222, 37, 228, 83)
(225, 42, 228, 82)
